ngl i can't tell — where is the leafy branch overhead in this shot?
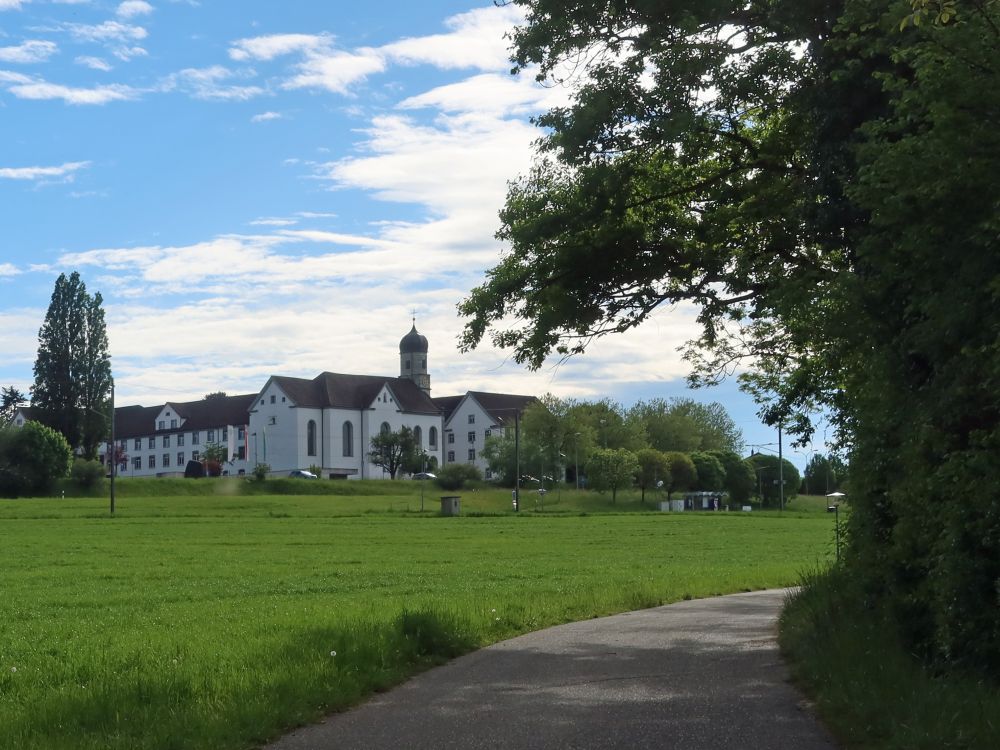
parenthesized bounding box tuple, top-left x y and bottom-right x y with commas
(468, 0, 1000, 678)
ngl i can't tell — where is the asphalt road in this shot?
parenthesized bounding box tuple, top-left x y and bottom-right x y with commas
(264, 589, 838, 750)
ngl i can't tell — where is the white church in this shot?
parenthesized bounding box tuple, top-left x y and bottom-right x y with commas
(14, 323, 535, 480)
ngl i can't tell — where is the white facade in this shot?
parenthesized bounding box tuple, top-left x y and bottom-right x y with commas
(248, 377, 443, 479)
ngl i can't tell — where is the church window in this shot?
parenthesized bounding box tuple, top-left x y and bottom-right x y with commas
(343, 421, 353, 457)
(429, 426, 437, 447)
(380, 422, 391, 435)
(421, 359, 426, 369)
(307, 420, 317, 456)
(405, 359, 411, 370)
(413, 426, 422, 447)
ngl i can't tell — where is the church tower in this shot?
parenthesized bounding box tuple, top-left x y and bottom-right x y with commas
(399, 320, 430, 394)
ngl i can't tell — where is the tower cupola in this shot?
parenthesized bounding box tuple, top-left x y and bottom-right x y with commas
(399, 321, 430, 394)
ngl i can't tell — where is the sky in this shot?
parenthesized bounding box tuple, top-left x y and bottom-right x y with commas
(0, 0, 821, 467)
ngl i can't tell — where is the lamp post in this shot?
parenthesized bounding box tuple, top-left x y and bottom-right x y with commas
(574, 432, 581, 490)
(109, 380, 115, 515)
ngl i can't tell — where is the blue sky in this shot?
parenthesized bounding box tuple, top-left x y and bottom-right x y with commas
(0, 0, 820, 466)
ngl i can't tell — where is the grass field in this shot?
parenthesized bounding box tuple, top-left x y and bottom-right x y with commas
(0, 483, 836, 750)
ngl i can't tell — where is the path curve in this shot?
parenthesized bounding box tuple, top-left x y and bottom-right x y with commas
(265, 589, 837, 750)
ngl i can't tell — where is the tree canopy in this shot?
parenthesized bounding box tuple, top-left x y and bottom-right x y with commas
(460, 0, 1000, 675)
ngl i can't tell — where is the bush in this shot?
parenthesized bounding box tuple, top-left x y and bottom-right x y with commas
(252, 463, 270, 481)
(0, 421, 72, 497)
(434, 463, 481, 490)
(184, 460, 205, 478)
(70, 458, 106, 490)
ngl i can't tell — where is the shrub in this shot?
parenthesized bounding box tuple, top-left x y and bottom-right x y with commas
(434, 463, 481, 490)
(0, 421, 72, 497)
(252, 463, 271, 482)
(70, 458, 106, 490)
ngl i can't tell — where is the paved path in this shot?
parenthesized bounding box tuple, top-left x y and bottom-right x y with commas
(265, 589, 837, 749)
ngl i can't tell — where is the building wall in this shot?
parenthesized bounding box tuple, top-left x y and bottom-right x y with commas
(442, 397, 503, 478)
(117, 424, 248, 478)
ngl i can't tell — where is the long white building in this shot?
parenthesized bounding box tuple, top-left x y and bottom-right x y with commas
(13, 323, 535, 480)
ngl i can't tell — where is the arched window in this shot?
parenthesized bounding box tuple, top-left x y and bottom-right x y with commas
(381, 422, 391, 435)
(307, 420, 317, 456)
(342, 421, 353, 457)
(429, 426, 438, 448)
(413, 425, 422, 448)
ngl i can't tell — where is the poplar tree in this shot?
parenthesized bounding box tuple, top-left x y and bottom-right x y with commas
(31, 272, 112, 459)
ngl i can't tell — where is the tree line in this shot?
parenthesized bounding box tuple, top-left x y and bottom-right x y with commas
(481, 396, 806, 506)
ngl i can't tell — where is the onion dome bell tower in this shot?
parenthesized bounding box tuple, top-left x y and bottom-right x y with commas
(400, 320, 430, 394)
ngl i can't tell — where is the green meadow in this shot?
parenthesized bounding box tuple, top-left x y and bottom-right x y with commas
(0, 482, 835, 750)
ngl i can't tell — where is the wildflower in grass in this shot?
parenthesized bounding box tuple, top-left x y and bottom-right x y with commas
(329, 650, 337, 657)
(10, 667, 16, 673)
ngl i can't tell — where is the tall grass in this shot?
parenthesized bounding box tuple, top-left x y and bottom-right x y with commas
(780, 568, 1000, 749)
(0, 494, 834, 749)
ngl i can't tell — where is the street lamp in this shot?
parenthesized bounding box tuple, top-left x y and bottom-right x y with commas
(574, 432, 581, 490)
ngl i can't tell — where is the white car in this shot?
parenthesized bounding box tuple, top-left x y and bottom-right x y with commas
(289, 470, 318, 479)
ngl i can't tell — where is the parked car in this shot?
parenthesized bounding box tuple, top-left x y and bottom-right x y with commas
(411, 472, 436, 480)
(289, 470, 318, 479)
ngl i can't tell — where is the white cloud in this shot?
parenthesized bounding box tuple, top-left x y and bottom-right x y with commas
(0, 0, 29, 11)
(2, 75, 137, 104)
(161, 65, 263, 100)
(400, 72, 569, 117)
(116, 1, 153, 19)
(0, 40, 58, 64)
(0, 160, 91, 180)
(75, 55, 113, 71)
(249, 217, 296, 226)
(250, 110, 282, 123)
(0, 263, 21, 276)
(229, 33, 330, 62)
(68, 21, 147, 44)
(112, 45, 147, 61)
(380, 5, 523, 71)
(282, 48, 384, 94)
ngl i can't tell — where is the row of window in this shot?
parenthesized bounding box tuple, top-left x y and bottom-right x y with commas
(446, 428, 494, 445)
(305, 421, 441, 458)
(132, 446, 247, 470)
(124, 427, 244, 452)
(446, 449, 477, 462)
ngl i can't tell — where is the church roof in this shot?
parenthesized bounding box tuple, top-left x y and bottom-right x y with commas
(431, 395, 463, 421)
(399, 324, 428, 354)
(269, 372, 439, 414)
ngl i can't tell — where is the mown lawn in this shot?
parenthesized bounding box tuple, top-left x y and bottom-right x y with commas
(0, 490, 835, 749)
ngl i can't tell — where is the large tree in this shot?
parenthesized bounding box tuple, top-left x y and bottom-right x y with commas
(460, 0, 1000, 673)
(31, 272, 112, 459)
(368, 426, 419, 480)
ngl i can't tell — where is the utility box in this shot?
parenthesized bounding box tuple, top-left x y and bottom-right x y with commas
(440, 496, 461, 516)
